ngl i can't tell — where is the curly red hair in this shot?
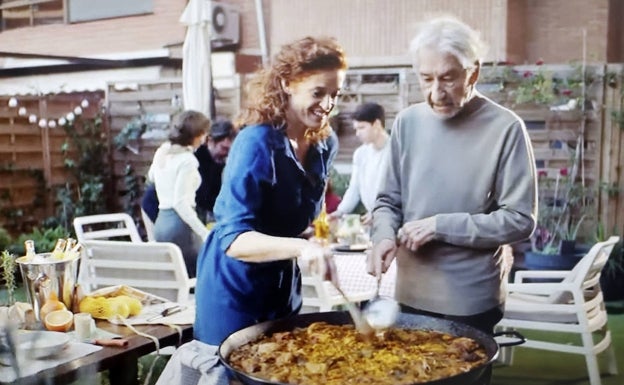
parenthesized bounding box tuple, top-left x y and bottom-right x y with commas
(236, 36, 347, 144)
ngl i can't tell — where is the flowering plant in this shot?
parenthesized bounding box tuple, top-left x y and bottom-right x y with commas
(531, 166, 593, 255)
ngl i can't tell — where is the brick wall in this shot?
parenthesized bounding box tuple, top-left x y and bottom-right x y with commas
(264, 0, 617, 66)
(520, 0, 609, 64)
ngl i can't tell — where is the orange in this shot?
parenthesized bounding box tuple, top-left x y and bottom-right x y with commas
(44, 309, 74, 332)
(39, 297, 67, 321)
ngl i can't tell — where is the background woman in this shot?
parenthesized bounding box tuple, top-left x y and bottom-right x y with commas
(194, 36, 348, 345)
(148, 110, 210, 278)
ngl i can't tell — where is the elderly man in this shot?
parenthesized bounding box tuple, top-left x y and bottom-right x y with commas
(370, 15, 536, 346)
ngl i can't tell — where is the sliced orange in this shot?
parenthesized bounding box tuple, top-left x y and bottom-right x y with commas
(44, 309, 74, 332)
(40, 298, 67, 321)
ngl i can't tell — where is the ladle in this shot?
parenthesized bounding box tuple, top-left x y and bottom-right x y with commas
(362, 274, 400, 330)
(329, 281, 375, 336)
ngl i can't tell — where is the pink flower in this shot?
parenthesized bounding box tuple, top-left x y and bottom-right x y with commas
(523, 71, 533, 78)
(538, 170, 548, 178)
(562, 89, 573, 96)
(560, 168, 568, 176)
(535, 59, 544, 65)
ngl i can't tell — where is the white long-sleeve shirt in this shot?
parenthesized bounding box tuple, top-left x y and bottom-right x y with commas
(336, 142, 389, 215)
(148, 142, 209, 240)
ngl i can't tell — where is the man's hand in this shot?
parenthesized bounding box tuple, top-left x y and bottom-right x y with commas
(399, 216, 436, 252)
(361, 212, 372, 226)
(367, 238, 397, 278)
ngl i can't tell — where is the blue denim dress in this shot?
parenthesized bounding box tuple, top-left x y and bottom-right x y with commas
(194, 124, 337, 345)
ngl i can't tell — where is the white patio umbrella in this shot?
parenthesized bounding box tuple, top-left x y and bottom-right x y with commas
(180, 0, 212, 117)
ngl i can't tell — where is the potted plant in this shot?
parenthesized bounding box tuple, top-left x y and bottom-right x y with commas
(1, 250, 17, 306)
(526, 163, 594, 269)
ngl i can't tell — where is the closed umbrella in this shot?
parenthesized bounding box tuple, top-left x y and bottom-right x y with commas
(180, 0, 212, 117)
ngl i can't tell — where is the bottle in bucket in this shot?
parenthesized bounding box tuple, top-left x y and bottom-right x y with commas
(64, 238, 77, 255)
(16, 248, 81, 323)
(51, 238, 67, 260)
(24, 240, 36, 261)
(65, 243, 83, 260)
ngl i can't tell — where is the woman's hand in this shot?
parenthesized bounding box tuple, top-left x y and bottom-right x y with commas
(298, 244, 338, 287)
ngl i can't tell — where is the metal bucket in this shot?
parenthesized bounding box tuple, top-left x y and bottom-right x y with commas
(16, 253, 81, 322)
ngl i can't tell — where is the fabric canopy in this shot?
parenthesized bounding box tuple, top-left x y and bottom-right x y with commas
(180, 0, 212, 117)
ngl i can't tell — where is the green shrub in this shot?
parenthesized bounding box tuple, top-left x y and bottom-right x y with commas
(9, 226, 69, 256)
(0, 228, 11, 251)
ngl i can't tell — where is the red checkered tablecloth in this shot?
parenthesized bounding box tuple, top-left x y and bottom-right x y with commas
(329, 252, 396, 299)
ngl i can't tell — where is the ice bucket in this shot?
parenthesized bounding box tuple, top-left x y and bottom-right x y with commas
(16, 253, 81, 322)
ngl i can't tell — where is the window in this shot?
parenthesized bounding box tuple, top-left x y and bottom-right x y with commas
(0, 0, 153, 31)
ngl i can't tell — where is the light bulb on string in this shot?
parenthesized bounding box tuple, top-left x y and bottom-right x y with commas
(73, 106, 82, 115)
(58, 117, 67, 126)
(8, 97, 18, 108)
(28, 114, 37, 124)
(48, 119, 57, 128)
(66, 112, 75, 121)
(81, 99, 89, 108)
(18, 107, 27, 116)
(38, 119, 47, 128)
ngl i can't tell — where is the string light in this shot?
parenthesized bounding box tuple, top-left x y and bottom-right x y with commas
(7, 95, 93, 127)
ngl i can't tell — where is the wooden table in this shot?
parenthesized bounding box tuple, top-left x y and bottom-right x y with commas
(4, 322, 193, 385)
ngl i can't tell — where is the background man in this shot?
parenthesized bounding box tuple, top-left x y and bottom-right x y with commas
(330, 102, 389, 225)
(141, 118, 235, 229)
(194, 118, 235, 223)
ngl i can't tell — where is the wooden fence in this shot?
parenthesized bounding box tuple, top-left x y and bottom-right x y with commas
(0, 64, 622, 239)
(0, 92, 104, 236)
(106, 76, 241, 228)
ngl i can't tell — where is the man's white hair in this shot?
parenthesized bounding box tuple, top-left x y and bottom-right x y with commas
(409, 16, 487, 69)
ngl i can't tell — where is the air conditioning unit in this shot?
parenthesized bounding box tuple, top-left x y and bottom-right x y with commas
(210, 1, 240, 49)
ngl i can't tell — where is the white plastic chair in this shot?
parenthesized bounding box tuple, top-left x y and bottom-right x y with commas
(140, 209, 156, 242)
(496, 236, 620, 385)
(300, 274, 376, 313)
(73, 213, 142, 243)
(80, 240, 196, 304)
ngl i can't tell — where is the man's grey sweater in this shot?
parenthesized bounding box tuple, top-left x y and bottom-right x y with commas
(372, 93, 537, 315)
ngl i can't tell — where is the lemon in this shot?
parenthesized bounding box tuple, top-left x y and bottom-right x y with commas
(44, 309, 74, 332)
(107, 297, 130, 319)
(115, 295, 143, 316)
(79, 296, 114, 319)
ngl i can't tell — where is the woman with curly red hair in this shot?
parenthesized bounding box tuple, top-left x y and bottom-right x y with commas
(194, 36, 347, 345)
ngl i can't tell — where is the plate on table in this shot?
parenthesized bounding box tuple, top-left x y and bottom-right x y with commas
(332, 243, 369, 253)
(16, 330, 70, 359)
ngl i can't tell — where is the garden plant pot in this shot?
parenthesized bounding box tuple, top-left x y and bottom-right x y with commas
(524, 251, 583, 270)
(559, 240, 577, 256)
